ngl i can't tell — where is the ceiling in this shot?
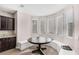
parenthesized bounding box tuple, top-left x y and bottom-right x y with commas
(0, 4, 69, 16)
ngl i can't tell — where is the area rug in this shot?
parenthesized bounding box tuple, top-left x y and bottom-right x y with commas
(20, 45, 58, 55)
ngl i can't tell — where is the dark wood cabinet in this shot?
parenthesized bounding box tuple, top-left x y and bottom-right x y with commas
(0, 16, 15, 30)
(6, 17, 15, 30)
(0, 37, 16, 52)
(0, 40, 2, 52)
(1, 16, 7, 30)
(8, 37, 16, 49)
(0, 16, 1, 30)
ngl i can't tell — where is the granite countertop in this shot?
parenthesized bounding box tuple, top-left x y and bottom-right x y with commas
(0, 35, 16, 38)
(0, 31, 16, 38)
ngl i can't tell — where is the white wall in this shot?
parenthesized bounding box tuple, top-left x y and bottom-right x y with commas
(73, 5, 79, 54)
(0, 10, 14, 18)
(17, 11, 32, 42)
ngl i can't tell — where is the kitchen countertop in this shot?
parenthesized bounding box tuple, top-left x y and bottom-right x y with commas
(0, 35, 16, 38)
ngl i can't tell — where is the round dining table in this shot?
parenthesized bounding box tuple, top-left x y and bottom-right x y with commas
(28, 36, 53, 55)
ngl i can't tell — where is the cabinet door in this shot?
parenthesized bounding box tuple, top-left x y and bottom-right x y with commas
(0, 39, 6, 52)
(7, 18, 14, 30)
(1, 16, 7, 30)
(5, 38, 10, 50)
(0, 39, 2, 52)
(2, 38, 7, 51)
(1, 16, 15, 30)
(12, 18, 15, 30)
(9, 37, 16, 49)
(0, 16, 1, 30)
(12, 37, 16, 48)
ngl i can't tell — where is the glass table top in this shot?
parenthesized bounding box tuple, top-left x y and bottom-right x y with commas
(28, 36, 53, 44)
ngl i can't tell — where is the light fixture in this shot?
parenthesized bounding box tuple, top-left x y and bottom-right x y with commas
(20, 4, 24, 8)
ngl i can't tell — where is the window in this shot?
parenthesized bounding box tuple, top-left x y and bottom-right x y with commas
(65, 7, 74, 37)
(32, 20, 37, 33)
(40, 17, 46, 34)
(56, 13, 64, 36)
(49, 16, 56, 34)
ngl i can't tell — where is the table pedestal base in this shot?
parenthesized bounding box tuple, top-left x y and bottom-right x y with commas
(32, 49, 43, 55)
(32, 44, 46, 55)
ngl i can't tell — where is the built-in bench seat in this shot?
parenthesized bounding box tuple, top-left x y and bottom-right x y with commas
(16, 40, 33, 50)
(47, 40, 77, 55)
(16, 37, 77, 55)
